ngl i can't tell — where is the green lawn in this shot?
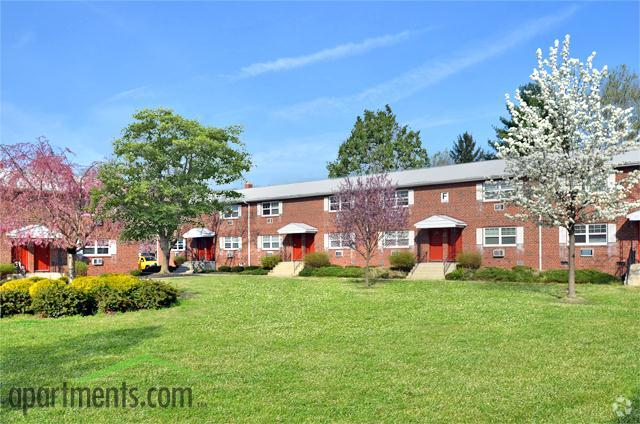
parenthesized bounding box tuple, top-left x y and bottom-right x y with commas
(1, 276, 639, 423)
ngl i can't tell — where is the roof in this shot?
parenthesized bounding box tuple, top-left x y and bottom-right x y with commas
(182, 228, 215, 238)
(628, 210, 640, 221)
(277, 223, 318, 234)
(414, 215, 467, 229)
(6, 225, 61, 239)
(237, 149, 640, 203)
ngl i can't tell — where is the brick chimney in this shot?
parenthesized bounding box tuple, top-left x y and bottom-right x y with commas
(244, 182, 253, 189)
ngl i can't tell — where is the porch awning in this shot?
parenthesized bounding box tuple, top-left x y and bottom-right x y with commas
(414, 215, 467, 229)
(628, 210, 640, 221)
(182, 228, 215, 238)
(277, 223, 318, 235)
(6, 225, 61, 239)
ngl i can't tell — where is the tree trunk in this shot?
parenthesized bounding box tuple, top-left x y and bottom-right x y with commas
(567, 226, 576, 299)
(66, 248, 76, 281)
(364, 257, 371, 287)
(158, 236, 172, 274)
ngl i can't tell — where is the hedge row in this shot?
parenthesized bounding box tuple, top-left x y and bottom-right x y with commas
(445, 266, 619, 284)
(298, 265, 407, 279)
(0, 274, 178, 318)
(212, 266, 269, 275)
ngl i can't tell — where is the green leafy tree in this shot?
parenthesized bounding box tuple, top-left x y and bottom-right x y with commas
(327, 105, 429, 177)
(602, 64, 640, 137)
(96, 109, 251, 274)
(450, 132, 487, 163)
(493, 82, 545, 150)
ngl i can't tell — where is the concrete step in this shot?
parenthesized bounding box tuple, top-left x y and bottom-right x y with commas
(407, 262, 456, 280)
(269, 261, 304, 277)
(26, 272, 63, 279)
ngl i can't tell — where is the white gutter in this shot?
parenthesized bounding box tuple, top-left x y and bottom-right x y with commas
(245, 201, 251, 266)
(538, 216, 543, 271)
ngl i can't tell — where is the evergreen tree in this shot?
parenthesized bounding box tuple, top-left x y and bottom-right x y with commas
(450, 132, 485, 163)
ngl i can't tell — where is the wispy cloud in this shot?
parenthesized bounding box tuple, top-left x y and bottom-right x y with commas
(239, 29, 426, 78)
(104, 86, 154, 103)
(275, 6, 578, 119)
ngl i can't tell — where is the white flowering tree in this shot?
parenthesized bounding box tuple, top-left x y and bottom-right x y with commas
(497, 35, 640, 298)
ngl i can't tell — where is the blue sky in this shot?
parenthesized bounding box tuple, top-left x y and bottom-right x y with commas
(2, 1, 638, 187)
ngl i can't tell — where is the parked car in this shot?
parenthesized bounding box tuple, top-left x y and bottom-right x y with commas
(138, 254, 159, 272)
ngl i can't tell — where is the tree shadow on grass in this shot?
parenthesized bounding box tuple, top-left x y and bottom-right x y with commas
(0, 325, 161, 407)
(608, 388, 640, 423)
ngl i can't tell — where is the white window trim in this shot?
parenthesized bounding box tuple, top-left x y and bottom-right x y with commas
(222, 204, 241, 219)
(483, 227, 517, 247)
(82, 240, 113, 257)
(327, 195, 351, 213)
(393, 189, 412, 208)
(220, 236, 242, 251)
(326, 233, 354, 249)
(482, 180, 515, 203)
(260, 201, 281, 217)
(575, 223, 608, 246)
(260, 235, 281, 251)
(381, 231, 412, 248)
(171, 238, 186, 252)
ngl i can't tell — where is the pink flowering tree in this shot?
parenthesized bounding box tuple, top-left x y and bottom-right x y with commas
(332, 173, 409, 286)
(0, 138, 114, 279)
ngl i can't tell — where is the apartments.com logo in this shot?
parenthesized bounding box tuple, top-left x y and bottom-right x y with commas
(3, 382, 194, 415)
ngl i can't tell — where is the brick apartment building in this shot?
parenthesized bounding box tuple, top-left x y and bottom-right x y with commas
(2, 151, 639, 277)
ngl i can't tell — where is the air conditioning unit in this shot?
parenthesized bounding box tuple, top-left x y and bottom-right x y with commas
(226, 251, 234, 258)
(492, 249, 505, 258)
(227, 220, 234, 226)
(494, 203, 505, 211)
(91, 258, 104, 266)
(335, 250, 343, 257)
(266, 218, 273, 224)
(580, 248, 594, 257)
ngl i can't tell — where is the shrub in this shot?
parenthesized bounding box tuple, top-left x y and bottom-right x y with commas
(540, 269, 619, 285)
(241, 268, 269, 275)
(244, 266, 261, 271)
(174, 255, 186, 267)
(457, 252, 482, 269)
(130, 269, 143, 277)
(389, 251, 416, 272)
(29, 279, 67, 298)
(92, 286, 136, 313)
(511, 266, 539, 283)
(445, 268, 474, 280)
(261, 255, 281, 270)
(0, 277, 40, 293)
(0, 289, 32, 317)
(299, 265, 365, 278)
(70, 274, 140, 293)
(303, 252, 331, 268)
(474, 267, 516, 282)
(127, 280, 178, 309)
(0, 263, 17, 278)
(74, 261, 88, 277)
(217, 265, 232, 272)
(231, 266, 245, 273)
(31, 285, 95, 318)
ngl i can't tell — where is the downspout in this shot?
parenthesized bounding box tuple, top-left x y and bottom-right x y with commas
(538, 215, 542, 272)
(244, 201, 251, 266)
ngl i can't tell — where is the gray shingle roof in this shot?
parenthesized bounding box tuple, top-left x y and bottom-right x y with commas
(237, 149, 640, 203)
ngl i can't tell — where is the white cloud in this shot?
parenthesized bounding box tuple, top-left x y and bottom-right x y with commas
(276, 6, 578, 119)
(239, 29, 425, 78)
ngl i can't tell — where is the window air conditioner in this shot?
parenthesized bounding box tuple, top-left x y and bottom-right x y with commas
(91, 258, 104, 266)
(492, 249, 505, 258)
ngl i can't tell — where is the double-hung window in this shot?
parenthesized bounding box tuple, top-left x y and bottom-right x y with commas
(328, 233, 353, 249)
(222, 237, 241, 250)
(261, 235, 281, 250)
(83, 240, 110, 256)
(575, 224, 607, 245)
(393, 190, 410, 207)
(383, 231, 410, 248)
(261, 201, 280, 216)
(483, 181, 514, 201)
(172, 238, 185, 251)
(483, 227, 516, 246)
(222, 205, 240, 219)
(329, 195, 350, 212)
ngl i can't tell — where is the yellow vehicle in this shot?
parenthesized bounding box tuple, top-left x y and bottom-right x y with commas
(138, 254, 159, 271)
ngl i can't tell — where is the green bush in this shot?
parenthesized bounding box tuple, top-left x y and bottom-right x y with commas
(261, 255, 281, 270)
(474, 267, 516, 282)
(241, 268, 269, 275)
(445, 268, 475, 281)
(127, 281, 178, 309)
(31, 285, 95, 318)
(28, 279, 67, 298)
(303, 252, 331, 268)
(0, 277, 42, 293)
(0, 289, 32, 317)
(457, 252, 482, 269)
(389, 251, 416, 272)
(70, 274, 140, 293)
(511, 266, 539, 283)
(92, 286, 136, 313)
(299, 265, 366, 278)
(244, 266, 261, 271)
(0, 263, 17, 278)
(217, 265, 232, 272)
(130, 269, 143, 277)
(540, 269, 619, 284)
(231, 266, 245, 273)
(74, 261, 88, 277)
(174, 255, 186, 267)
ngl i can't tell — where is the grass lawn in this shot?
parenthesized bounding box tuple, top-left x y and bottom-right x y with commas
(1, 275, 639, 423)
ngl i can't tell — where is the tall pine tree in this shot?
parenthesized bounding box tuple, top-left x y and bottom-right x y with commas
(450, 132, 486, 163)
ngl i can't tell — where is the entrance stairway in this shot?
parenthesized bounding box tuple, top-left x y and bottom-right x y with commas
(269, 261, 304, 277)
(407, 262, 456, 280)
(26, 272, 63, 279)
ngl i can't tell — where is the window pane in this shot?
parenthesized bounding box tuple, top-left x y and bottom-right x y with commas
(589, 224, 606, 233)
(501, 227, 516, 236)
(575, 234, 587, 243)
(501, 236, 516, 245)
(575, 225, 586, 234)
(84, 247, 95, 255)
(589, 234, 607, 243)
(485, 228, 499, 236)
(485, 237, 500, 245)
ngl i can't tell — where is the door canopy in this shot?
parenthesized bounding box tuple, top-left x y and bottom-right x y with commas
(414, 215, 467, 229)
(6, 225, 61, 239)
(628, 210, 640, 221)
(277, 223, 318, 235)
(182, 228, 215, 238)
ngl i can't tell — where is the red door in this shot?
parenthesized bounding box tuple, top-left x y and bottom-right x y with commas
(292, 234, 303, 260)
(449, 229, 462, 260)
(34, 244, 50, 271)
(304, 235, 315, 254)
(11, 245, 31, 272)
(429, 230, 443, 261)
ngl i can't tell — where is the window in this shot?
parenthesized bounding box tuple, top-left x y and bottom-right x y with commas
(261, 235, 280, 250)
(172, 238, 185, 251)
(483, 180, 514, 201)
(483, 227, 516, 246)
(221, 237, 241, 250)
(261, 201, 280, 216)
(329, 195, 350, 212)
(335, 250, 344, 257)
(383, 231, 410, 248)
(575, 224, 607, 245)
(328, 233, 353, 249)
(393, 190, 410, 207)
(222, 205, 240, 219)
(580, 248, 594, 257)
(83, 240, 111, 256)
(440, 192, 449, 203)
